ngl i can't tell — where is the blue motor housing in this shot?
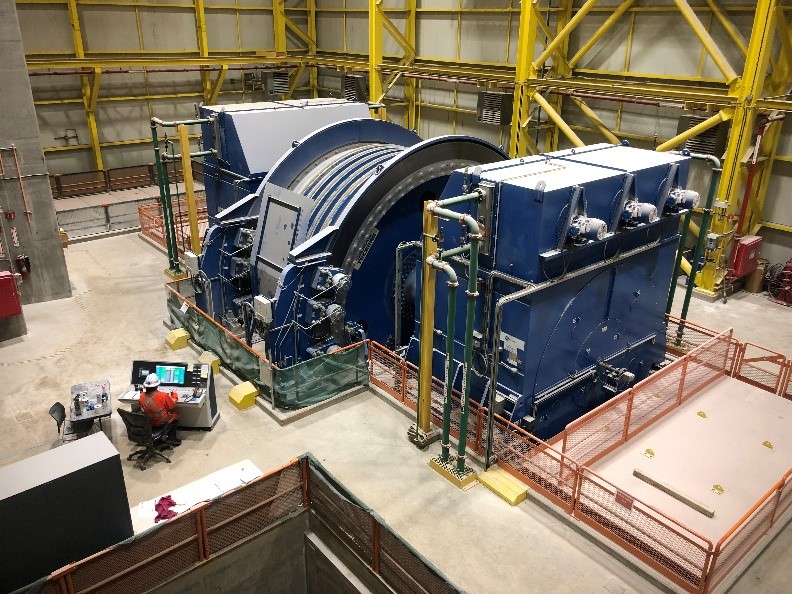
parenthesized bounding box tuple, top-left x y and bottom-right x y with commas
(408, 143, 696, 439)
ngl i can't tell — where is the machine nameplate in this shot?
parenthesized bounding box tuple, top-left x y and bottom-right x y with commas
(500, 332, 525, 356)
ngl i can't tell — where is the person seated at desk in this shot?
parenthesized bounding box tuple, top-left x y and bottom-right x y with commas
(140, 373, 181, 446)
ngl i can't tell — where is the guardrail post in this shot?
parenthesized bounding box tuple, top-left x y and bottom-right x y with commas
(103, 169, 111, 192)
(53, 174, 63, 199)
(371, 518, 381, 574)
(768, 485, 784, 530)
(400, 363, 407, 403)
(623, 389, 634, 441)
(195, 508, 207, 561)
(102, 204, 111, 230)
(148, 163, 156, 185)
(475, 407, 484, 454)
(301, 457, 310, 508)
(677, 356, 689, 404)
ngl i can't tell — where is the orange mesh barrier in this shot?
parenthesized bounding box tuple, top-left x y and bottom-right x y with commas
(732, 342, 790, 396)
(138, 194, 208, 257)
(42, 458, 303, 594)
(574, 468, 714, 591)
(707, 468, 792, 591)
(560, 330, 733, 467)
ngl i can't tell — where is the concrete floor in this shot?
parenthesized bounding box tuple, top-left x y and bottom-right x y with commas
(2, 233, 791, 593)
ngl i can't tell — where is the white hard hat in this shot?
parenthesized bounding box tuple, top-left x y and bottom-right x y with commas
(143, 373, 161, 388)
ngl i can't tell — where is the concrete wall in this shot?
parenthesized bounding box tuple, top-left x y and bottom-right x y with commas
(0, 0, 71, 308)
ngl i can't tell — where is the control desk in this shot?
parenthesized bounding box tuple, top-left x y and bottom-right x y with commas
(119, 360, 219, 430)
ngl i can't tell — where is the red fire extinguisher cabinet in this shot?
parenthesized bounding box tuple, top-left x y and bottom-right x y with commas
(0, 272, 22, 319)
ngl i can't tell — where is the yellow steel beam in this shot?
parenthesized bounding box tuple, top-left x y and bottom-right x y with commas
(655, 109, 733, 152)
(286, 64, 305, 98)
(417, 202, 438, 435)
(568, 0, 634, 68)
(273, 0, 287, 55)
(760, 221, 792, 233)
(533, 91, 585, 147)
(705, 0, 748, 57)
(532, 0, 598, 70)
(369, 0, 384, 117)
(286, 16, 316, 50)
(27, 55, 287, 69)
(673, 0, 739, 85)
(87, 67, 101, 111)
(177, 124, 202, 255)
(532, 3, 570, 73)
(775, 6, 792, 83)
(67, 0, 103, 169)
(547, 0, 574, 152)
(509, 0, 540, 157)
(194, 0, 212, 101)
(380, 9, 415, 59)
(207, 64, 227, 104)
(569, 96, 619, 144)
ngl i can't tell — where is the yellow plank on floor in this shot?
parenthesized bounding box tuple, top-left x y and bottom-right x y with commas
(165, 328, 190, 350)
(229, 381, 258, 410)
(479, 466, 528, 506)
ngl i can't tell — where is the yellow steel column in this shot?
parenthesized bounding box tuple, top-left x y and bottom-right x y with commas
(416, 202, 438, 438)
(698, 0, 778, 294)
(547, 0, 574, 152)
(673, 0, 739, 86)
(177, 124, 202, 255)
(509, 0, 540, 158)
(194, 0, 211, 101)
(568, 0, 634, 68)
(273, 0, 287, 55)
(534, 92, 585, 148)
(403, 0, 417, 129)
(569, 97, 620, 144)
(307, 0, 318, 97)
(67, 0, 103, 169)
(369, 0, 384, 118)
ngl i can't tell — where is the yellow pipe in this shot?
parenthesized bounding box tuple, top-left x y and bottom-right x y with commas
(417, 202, 438, 434)
(673, 0, 738, 84)
(569, 96, 619, 144)
(688, 218, 700, 238)
(532, 0, 598, 69)
(569, 0, 634, 68)
(533, 91, 585, 147)
(177, 124, 201, 256)
(655, 109, 731, 152)
(680, 257, 692, 276)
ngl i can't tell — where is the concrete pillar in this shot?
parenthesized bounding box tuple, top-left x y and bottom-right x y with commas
(0, 0, 71, 308)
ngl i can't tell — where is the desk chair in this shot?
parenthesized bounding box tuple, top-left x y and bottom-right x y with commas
(49, 402, 94, 442)
(117, 408, 173, 470)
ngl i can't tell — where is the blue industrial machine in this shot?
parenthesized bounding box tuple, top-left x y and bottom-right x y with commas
(193, 99, 506, 364)
(192, 100, 697, 439)
(416, 143, 698, 438)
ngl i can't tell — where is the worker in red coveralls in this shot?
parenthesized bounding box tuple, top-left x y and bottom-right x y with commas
(140, 373, 181, 446)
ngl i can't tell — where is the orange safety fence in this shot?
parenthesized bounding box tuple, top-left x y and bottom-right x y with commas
(35, 456, 461, 594)
(367, 326, 792, 593)
(41, 458, 304, 594)
(560, 329, 734, 468)
(139, 194, 209, 257)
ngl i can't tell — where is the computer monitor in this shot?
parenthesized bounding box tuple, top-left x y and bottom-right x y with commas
(155, 365, 186, 385)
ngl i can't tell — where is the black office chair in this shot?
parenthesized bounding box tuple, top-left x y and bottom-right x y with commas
(49, 402, 93, 442)
(117, 408, 173, 470)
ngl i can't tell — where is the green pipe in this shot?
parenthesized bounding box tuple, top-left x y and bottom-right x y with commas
(436, 190, 483, 208)
(427, 255, 458, 463)
(678, 166, 721, 338)
(666, 209, 692, 315)
(426, 197, 483, 474)
(439, 244, 471, 259)
(151, 124, 179, 272)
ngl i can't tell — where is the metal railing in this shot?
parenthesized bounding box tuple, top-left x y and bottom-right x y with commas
(140, 194, 208, 257)
(50, 163, 184, 199)
(366, 321, 792, 593)
(34, 456, 460, 594)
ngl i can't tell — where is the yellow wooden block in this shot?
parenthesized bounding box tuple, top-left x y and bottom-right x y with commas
(229, 381, 258, 410)
(165, 328, 190, 350)
(479, 466, 528, 506)
(198, 350, 221, 375)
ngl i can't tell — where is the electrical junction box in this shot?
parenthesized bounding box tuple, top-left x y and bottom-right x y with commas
(706, 233, 719, 251)
(253, 295, 273, 324)
(183, 251, 200, 275)
(732, 235, 763, 278)
(0, 272, 22, 319)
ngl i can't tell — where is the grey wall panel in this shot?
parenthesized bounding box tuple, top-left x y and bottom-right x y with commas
(16, 5, 73, 53)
